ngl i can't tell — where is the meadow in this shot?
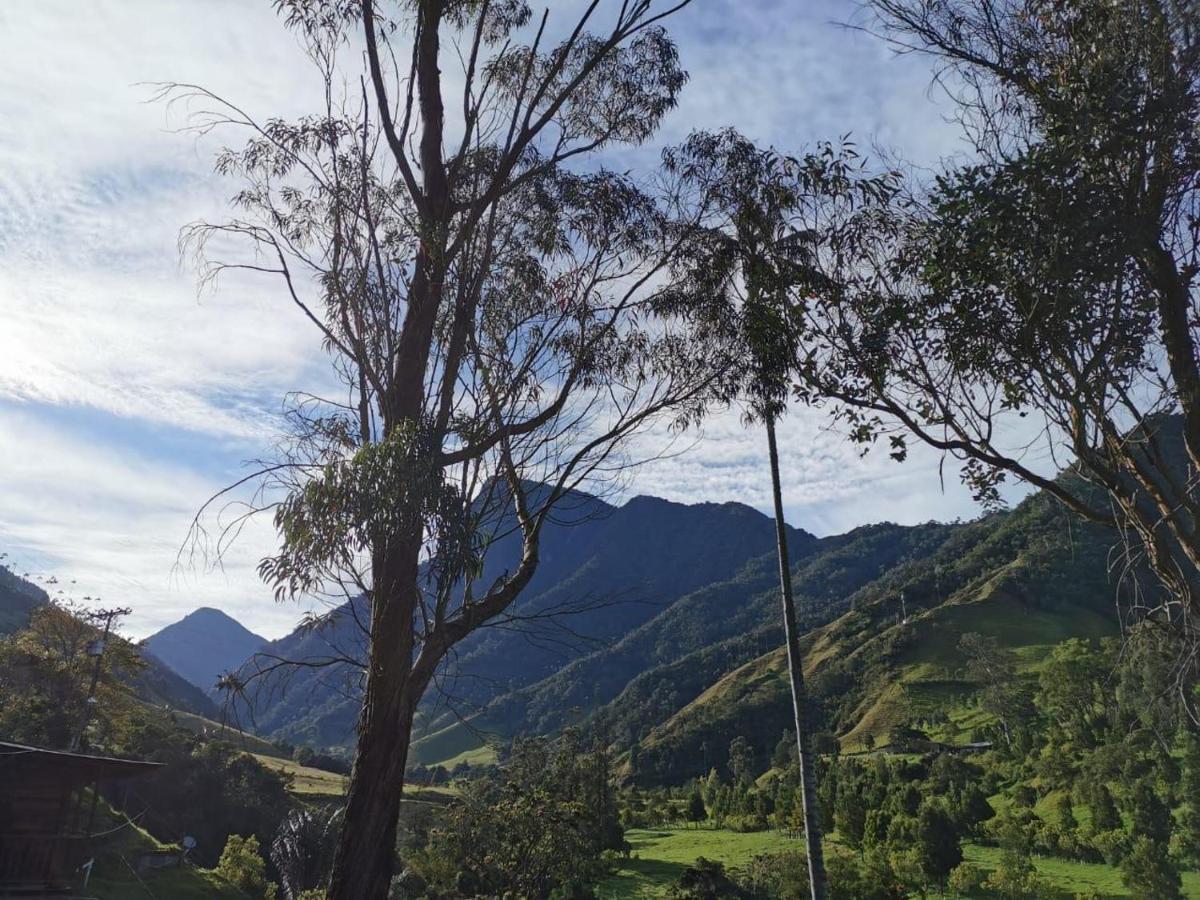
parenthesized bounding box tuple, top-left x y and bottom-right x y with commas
(596, 826, 1200, 899)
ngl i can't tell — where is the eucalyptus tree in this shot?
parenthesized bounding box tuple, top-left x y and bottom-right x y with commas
(785, 0, 1200, 710)
(166, 1, 736, 896)
(658, 130, 894, 899)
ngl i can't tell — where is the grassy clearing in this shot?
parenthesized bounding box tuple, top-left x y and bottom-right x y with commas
(964, 844, 1200, 898)
(80, 798, 245, 899)
(596, 827, 798, 899)
(594, 827, 1200, 899)
(88, 866, 245, 900)
(251, 752, 348, 796)
(410, 720, 499, 768)
(171, 709, 286, 758)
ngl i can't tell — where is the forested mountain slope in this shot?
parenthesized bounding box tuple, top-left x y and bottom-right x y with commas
(410, 519, 960, 765)
(216, 477, 1130, 780)
(628, 490, 1123, 785)
(0, 564, 48, 633)
(0, 564, 218, 718)
(223, 492, 816, 748)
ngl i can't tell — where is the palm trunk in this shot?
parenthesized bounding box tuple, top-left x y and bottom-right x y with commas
(766, 415, 828, 900)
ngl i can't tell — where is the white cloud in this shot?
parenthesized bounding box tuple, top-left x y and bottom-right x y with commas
(0, 405, 308, 639)
(0, 0, 1019, 639)
(626, 403, 1031, 538)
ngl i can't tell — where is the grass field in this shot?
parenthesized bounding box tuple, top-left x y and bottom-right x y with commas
(597, 828, 798, 898)
(594, 827, 1200, 899)
(251, 752, 349, 796)
(964, 844, 1200, 898)
(171, 709, 287, 758)
(80, 799, 246, 899)
(88, 865, 245, 900)
(409, 720, 499, 768)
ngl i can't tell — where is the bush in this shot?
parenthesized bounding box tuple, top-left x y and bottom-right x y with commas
(404, 731, 622, 898)
(738, 851, 808, 899)
(1090, 828, 1131, 866)
(947, 862, 986, 896)
(670, 858, 744, 899)
(216, 834, 274, 899)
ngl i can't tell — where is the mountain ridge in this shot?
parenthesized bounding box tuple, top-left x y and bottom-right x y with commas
(219, 490, 816, 748)
(0, 564, 218, 719)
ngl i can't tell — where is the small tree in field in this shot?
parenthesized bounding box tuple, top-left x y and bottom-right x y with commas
(686, 786, 707, 827)
(166, 2, 733, 897)
(1122, 836, 1184, 900)
(914, 801, 962, 888)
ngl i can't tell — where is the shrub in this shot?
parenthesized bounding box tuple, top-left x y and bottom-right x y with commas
(947, 862, 986, 896)
(670, 858, 744, 899)
(216, 834, 274, 899)
(738, 851, 808, 899)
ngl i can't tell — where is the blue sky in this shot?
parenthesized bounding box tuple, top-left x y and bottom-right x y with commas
(0, 1, 1024, 638)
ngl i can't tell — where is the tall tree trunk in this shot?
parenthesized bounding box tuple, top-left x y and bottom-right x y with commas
(766, 415, 828, 900)
(327, 545, 422, 900)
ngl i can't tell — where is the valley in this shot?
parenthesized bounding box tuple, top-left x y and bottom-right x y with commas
(4, 2, 1200, 897)
(4, 477, 1196, 898)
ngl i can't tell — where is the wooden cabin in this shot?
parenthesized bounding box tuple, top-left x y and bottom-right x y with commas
(0, 741, 160, 897)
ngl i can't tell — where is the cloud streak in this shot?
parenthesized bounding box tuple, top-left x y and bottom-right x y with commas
(0, 1, 1004, 638)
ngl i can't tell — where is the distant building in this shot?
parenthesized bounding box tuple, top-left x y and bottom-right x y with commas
(0, 741, 160, 897)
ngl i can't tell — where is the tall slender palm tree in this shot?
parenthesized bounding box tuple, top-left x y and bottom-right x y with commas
(662, 131, 829, 898)
(743, 233, 829, 900)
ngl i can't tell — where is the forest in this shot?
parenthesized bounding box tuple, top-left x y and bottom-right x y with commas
(2, 0, 1200, 898)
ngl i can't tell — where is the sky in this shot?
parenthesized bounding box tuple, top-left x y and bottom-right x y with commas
(0, 0, 1027, 639)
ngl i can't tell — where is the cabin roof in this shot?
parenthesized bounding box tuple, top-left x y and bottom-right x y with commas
(0, 740, 163, 780)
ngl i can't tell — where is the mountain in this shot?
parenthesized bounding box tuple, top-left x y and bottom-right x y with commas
(145, 607, 266, 692)
(226, 491, 817, 748)
(410, 518, 961, 765)
(221, 476, 1131, 778)
(0, 565, 49, 635)
(0, 564, 218, 718)
(623, 489, 1123, 784)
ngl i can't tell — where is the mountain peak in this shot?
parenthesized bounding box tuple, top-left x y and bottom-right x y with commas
(180, 606, 247, 626)
(144, 607, 266, 692)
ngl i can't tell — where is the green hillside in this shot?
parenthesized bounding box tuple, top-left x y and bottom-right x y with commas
(83, 798, 246, 900)
(412, 521, 960, 767)
(232, 493, 817, 748)
(629, 490, 1124, 784)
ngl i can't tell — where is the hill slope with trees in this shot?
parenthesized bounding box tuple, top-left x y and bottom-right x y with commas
(220, 492, 817, 748)
(0, 564, 217, 718)
(628, 489, 1125, 785)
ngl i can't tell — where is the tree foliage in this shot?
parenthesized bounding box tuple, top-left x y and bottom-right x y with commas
(405, 729, 622, 898)
(165, 1, 734, 894)
(764, 0, 1200, 706)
